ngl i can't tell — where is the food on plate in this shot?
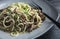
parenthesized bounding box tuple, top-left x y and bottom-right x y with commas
(0, 2, 45, 36)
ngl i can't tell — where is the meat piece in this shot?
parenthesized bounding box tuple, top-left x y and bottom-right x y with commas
(38, 10, 45, 21)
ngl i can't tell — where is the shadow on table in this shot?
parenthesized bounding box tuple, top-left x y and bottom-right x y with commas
(36, 25, 60, 39)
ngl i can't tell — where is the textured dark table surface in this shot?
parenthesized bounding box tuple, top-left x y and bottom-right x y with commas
(36, 0, 60, 39)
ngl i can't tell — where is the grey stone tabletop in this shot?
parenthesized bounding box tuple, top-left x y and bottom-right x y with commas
(36, 0, 60, 39)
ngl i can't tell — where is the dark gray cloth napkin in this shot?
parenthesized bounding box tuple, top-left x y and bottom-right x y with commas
(36, 0, 60, 39)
